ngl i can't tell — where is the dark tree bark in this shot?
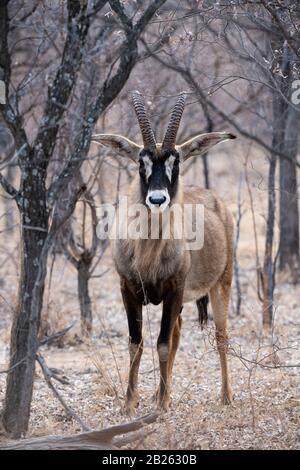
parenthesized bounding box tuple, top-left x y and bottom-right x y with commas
(77, 256, 93, 337)
(262, 144, 277, 329)
(234, 176, 243, 316)
(273, 34, 299, 276)
(279, 103, 300, 276)
(2, 163, 48, 434)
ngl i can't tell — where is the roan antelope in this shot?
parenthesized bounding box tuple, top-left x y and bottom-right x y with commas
(93, 92, 236, 414)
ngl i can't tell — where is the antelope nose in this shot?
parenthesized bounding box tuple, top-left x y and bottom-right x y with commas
(149, 195, 167, 206)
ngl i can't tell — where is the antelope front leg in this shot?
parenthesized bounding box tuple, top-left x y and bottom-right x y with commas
(120, 278, 143, 415)
(157, 288, 184, 412)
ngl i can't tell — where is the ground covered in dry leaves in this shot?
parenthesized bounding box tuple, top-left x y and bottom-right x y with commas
(0, 151, 299, 450)
(0, 254, 299, 450)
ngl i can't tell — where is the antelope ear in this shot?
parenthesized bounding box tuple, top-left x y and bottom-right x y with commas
(177, 132, 236, 161)
(92, 134, 142, 162)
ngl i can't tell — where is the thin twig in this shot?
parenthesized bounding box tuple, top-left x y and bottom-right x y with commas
(36, 353, 90, 432)
(244, 150, 264, 302)
(39, 322, 76, 347)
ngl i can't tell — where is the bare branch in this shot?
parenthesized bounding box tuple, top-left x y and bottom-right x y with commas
(36, 353, 90, 432)
(0, 1, 28, 150)
(39, 322, 76, 347)
(33, 0, 92, 167)
(260, 0, 300, 60)
(144, 49, 300, 168)
(0, 172, 18, 198)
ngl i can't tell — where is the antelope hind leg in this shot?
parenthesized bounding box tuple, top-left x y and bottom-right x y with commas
(210, 283, 233, 405)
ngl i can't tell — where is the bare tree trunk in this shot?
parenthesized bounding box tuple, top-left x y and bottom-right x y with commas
(77, 257, 92, 337)
(262, 149, 276, 328)
(279, 104, 300, 276)
(2, 168, 48, 437)
(55, 181, 100, 338)
(262, 69, 286, 327)
(234, 175, 243, 315)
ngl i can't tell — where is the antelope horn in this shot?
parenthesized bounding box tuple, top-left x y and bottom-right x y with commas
(131, 91, 156, 151)
(162, 93, 186, 150)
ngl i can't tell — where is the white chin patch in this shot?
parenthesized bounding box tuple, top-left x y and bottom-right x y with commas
(146, 189, 170, 212)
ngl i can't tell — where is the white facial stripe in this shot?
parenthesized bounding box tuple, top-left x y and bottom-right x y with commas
(165, 155, 176, 182)
(142, 155, 153, 181)
(146, 189, 170, 213)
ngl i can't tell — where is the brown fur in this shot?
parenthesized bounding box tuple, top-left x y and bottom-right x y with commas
(93, 130, 235, 413)
(113, 176, 233, 413)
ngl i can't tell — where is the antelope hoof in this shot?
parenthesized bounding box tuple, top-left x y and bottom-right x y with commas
(124, 400, 138, 416)
(157, 398, 171, 412)
(125, 403, 136, 416)
(221, 388, 233, 405)
(124, 392, 139, 416)
(157, 391, 171, 412)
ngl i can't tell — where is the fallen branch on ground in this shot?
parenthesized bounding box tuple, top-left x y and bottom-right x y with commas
(0, 412, 159, 450)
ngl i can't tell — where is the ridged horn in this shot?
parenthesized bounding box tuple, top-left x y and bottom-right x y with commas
(162, 92, 186, 150)
(131, 91, 156, 151)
